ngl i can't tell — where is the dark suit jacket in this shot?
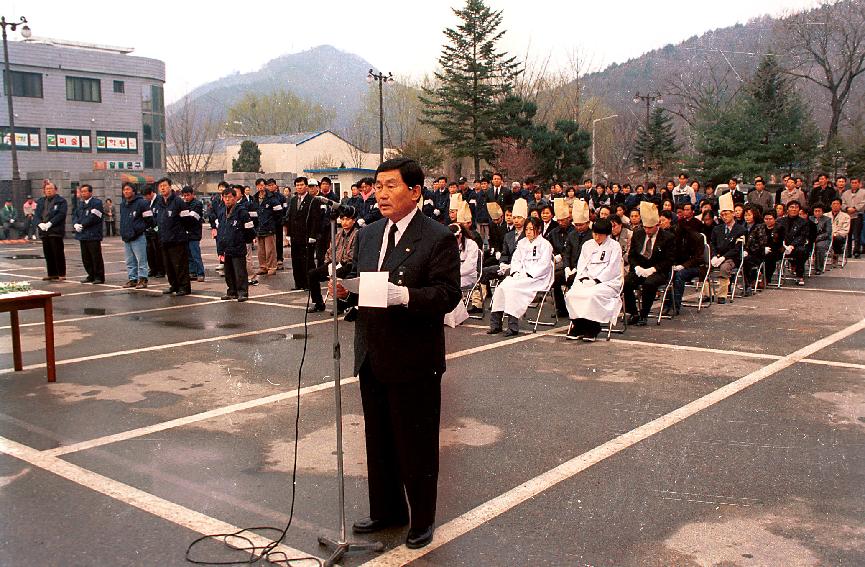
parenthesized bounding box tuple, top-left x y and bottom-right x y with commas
(351, 212, 461, 384)
(486, 186, 514, 209)
(286, 193, 322, 241)
(628, 227, 675, 274)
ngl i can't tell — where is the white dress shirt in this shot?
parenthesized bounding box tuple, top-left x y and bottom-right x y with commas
(378, 207, 418, 270)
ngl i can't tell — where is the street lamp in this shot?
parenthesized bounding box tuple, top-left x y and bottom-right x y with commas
(633, 91, 663, 184)
(367, 69, 392, 164)
(2, 15, 31, 205)
(591, 114, 618, 186)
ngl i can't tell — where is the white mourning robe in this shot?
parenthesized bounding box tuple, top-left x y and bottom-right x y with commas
(564, 236, 623, 322)
(459, 238, 481, 288)
(491, 235, 554, 317)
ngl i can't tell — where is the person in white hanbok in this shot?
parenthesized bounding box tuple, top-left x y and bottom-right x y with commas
(564, 218, 624, 341)
(488, 217, 554, 336)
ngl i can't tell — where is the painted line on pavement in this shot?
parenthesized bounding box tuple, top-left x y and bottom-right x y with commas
(775, 287, 865, 295)
(42, 326, 566, 456)
(0, 298, 221, 329)
(0, 435, 321, 566)
(359, 318, 865, 566)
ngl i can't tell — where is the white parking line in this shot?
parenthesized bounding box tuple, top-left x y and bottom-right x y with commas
(359, 317, 865, 566)
(0, 298, 221, 329)
(0, 435, 320, 565)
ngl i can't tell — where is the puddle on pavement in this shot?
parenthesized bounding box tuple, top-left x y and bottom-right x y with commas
(83, 308, 107, 316)
(125, 316, 242, 331)
(3, 254, 43, 260)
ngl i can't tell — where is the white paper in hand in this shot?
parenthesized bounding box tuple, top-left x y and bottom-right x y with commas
(358, 272, 389, 308)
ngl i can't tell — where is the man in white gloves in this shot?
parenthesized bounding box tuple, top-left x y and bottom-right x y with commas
(623, 202, 675, 325)
(332, 158, 460, 550)
(34, 180, 68, 281)
(72, 184, 105, 284)
(709, 192, 748, 301)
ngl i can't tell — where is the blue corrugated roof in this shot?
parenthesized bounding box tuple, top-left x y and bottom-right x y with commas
(207, 130, 329, 153)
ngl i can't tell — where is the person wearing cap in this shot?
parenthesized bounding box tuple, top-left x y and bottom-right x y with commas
(180, 186, 205, 282)
(215, 187, 255, 302)
(564, 218, 623, 341)
(456, 199, 483, 250)
(488, 216, 554, 337)
(306, 209, 357, 313)
(549, 198, 575, 317)
(623, 201, 675, 325)
(486, 201, 507, 260)
(72, 184, 105, 284)
(709, 192, 748, 301)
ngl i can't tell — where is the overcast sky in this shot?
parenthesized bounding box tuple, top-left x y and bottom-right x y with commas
(12, 0, 819, 103)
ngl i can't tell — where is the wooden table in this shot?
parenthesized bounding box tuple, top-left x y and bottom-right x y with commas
(0, 290, 61, 382)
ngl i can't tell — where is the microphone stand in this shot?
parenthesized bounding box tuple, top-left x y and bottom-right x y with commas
(318, 210, 383, 566)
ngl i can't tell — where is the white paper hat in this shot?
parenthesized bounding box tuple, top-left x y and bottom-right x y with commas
(640, 201, 659, 227)
(512, 198, 529, 219)
(456, 200, 473, 224)
(449, 192, 463, 211)
(553, 198, 570, 220)
(718, 192, 735, 212)
(572, 199, 590, 224)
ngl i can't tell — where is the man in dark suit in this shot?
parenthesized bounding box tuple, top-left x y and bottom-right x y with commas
(624, 201, 675, 325)
(335, 158, 461, 550)
(286, 177, 323, 289)
(486, 172, 514, 210)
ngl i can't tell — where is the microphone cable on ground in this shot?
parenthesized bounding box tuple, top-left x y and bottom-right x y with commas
(185, 286, 323, 567)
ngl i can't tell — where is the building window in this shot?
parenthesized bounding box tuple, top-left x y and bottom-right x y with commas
(3, 71, 43, 98)
(66, 76, 101, 103)
(113, 80, 125, 94)
(46, 128, 92, 152)
(142, 84, 165, 169)
(96, 130, 138, 153)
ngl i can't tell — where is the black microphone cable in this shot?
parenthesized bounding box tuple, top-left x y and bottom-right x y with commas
(185, 285, 322, 567)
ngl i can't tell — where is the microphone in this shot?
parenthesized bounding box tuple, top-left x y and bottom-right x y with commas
(313, 195, 356, 219)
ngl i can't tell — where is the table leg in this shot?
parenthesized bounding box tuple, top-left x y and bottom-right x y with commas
(43, 300, 56, 383)
(11, 310, 22, 371)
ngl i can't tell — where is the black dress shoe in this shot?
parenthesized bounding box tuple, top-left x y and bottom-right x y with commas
(503, 329, 519, 337)
(92, 279, 105, 285)
(174, 290, 189, 296)
(307, 303, 325, 313)
(162, 289, 176, 295)
(343, 307, 358, 322)
(351, 516, 408, 534)
(237, 294, 248, 303)
(220, 294, 238, 300)
(636, 317, 648, 326)
(486, 327, 502, 335)
(80, 278, 94, 284)
(406, 526, 434, 549)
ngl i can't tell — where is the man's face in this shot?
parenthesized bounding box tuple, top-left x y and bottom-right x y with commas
(678, 205, 693, 221)
(223, 193, 236, 208)
(480, 181, 488, 191)
(321, 182, 332, 193)
(599, 208, 610, 219)
(819, 175, 828, 188)
(182, 192, 194, 203)
(831, 201, 841, 214)
(295, 181, 308, 195)
(351, 186, 359, 197)
(122, 186, 134, 200)
(574, 221, 590, 233)
(505, 210, 513, 224)
(729, 180, 737, 190)
(851, 179, 861, 191)
(158, 181, 171, 197)
(786, 179, 797, 191)
(796, 178, 803, 188)
(256, 182, 265, 193)
(629, 211, 641, 225)
(622, 186, 631, 195)
(244, 187, 251, 195)
(80, 187, 92, 200)
(513, 215, 525, 230)
(814, 207, 824, 218)
(734, 206, 744, 220)
(492, 175, 502, 188)
(644, 223, 659, 236)
(584, 181, 592, 191)
(764, 215, 775, 228)
(788, 204, 800, 217)
(659, 216, 671, 230)
(340, 216, 356, 230)
(448, 184, 458, 194)
(375, 169, 420, 221)
(557, 216, 570, 228)
(836, 178, 846, 191)
(309, 185, 320, 196)
(678, 176, 687, 187)
(721, 210, 734, 225)
(541, 209, 552, 222)
(267, 182, 278, 192)
(755, 181, 765, 191)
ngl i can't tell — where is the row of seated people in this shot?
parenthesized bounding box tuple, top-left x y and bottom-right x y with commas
(447, 191, 849, 341)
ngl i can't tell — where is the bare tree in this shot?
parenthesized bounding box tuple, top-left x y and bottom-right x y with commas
(778, 0, 865, 144)
(166, 97, 221, 189)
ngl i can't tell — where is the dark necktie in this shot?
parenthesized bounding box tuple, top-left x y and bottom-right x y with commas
(382, 223, 398, 268)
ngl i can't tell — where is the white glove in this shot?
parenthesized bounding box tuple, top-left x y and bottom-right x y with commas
(764, 247, 772, 255)
(497, 263, 510, 275)
(357, 218, 366, 227)
(554, 254, 562, 264)
(564, 267, 576, 279)
(673, 264, 684, 272)
(634, 266, 647, 277)
(37, 222, 50, 231)
(785, 245, 794, 254)
(710, 256, 724, 268)
(74, 223, 83, 232)
(433, 209, 441, 216)
(495, 251, 501, 261)
(736, 235, 746, 244)
(743, 250, 749, 258)
(307, 238, 316, 244)
(644, 267, 657, 277)
(386, 283, 409, 306)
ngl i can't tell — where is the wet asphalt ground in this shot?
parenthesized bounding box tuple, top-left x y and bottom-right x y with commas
(0, 236, 863, 566)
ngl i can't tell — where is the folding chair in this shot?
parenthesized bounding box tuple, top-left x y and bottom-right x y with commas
(827, 234, 848, 270)
(636, 270, 675, 325)
(526, 261, 558, 333)
(681, 232, 712, 310)
(775, 243, 799, 287)
(806, 243, 818, 277)
(464, 252, 484, 319)
(601, 280, 627, 339)
(728, 242, 746, 302)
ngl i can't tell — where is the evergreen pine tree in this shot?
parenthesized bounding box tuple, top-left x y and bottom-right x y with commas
(232, 140, 262, 173)
(420, 0, 521, 178)
(632, 107, 680, 181)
